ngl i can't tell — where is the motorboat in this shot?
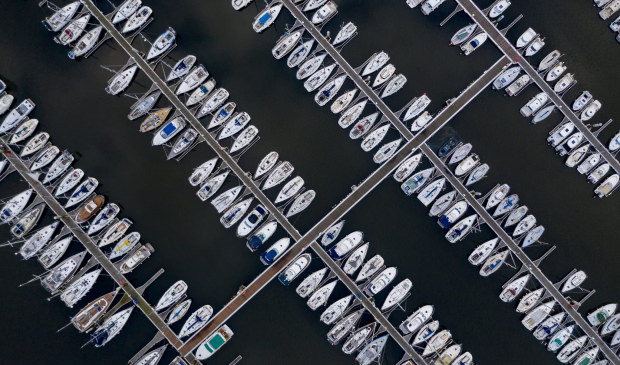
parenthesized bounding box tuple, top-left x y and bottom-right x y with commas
(436, 344, 462, 365)
(1, 99, 35, 133)
(175, 65, 209, 95)
(0, 94, 14, 116)
(468, 238, 499, 265)
(556, 132, 584, 156)
(454, 153, 479, 176)
(522, 225, 545, 247)
(296, 53, 327, 80)
(422, 330, 452, 357)
(421, 0, 447, 15)
(588, 163, 610, 184)
(451, 23, 477, 46)
(122, 6, 152, 33)
(287, 40, 315, 68)
(304, 0, 328, 11)
(246, 220, 277, 252)
(565, 144, 589, 168)
(278, 253, 311, 285)
(513, 214, 536, 236)
(220, 197, 253, 228)
(520, 92, 548, 117)
(275, 176, 304, 204)
(54, 14, 90, 46)
(197, 88, 229, 117)
(128, 91, 161, 120)
(600, 0, 620, 19)
(608, 130, 620, 151)
(105, 66, 138, 95)
(38, 235, 72, 269)
(327, 309, 365, 345)
(179, 305, 213, 338)
(532, 105, 554, 124)
(140, 107, 172, 133)
(586, 303, 617, 326)
(195, 325, 234, 360)
(19, 222, 59, 260)
(333, 22, 357, 45)
(87, 203, 120, 235)
(41, 251, 86, 292)
(236, 204, 269, 237)
(112, 0, 142, 24)
(489, 0, 510, 17)
(556, 336, 587, 363)
(311, 2, 337, 24)
(361, 124, 390, 151)
(522, 300, 555, 331)
(401, 167, 435, 196)
(146, 27, 176, 61)
(517, 288, 544, 313)
(253, 3, 283, 33)
(538, 50, 561, 71)
(186, 79, 217, 106)
(595, 174, 620, 197)
(479, 250, 509, 277)
(548, 121, 575, 147)
(155, 280, 188, 311)
(260, 238, 290, 265)
(373, 138, 402, 164)
(119, 245, 152, 274)
(417, 178, 446, 207)
(402, 95, 431, 122)
(516, 27, 537, 48)
(70, 290, 116, 332)
(461, 32, 488, 55)
(547, 325, 575, 351)
(342, 322, 375, 355)
(272, 29, 304, 60)
(218, 112, 251, 140)
(499, 274, 530, 302)
(554, 73, 575, 93)
(307, 280, 337, 310)
(393, 153, 422, 182)
(373, 64, 396, 88)
(399, 305, 434, 334)
(505, 74, 531, 96)
(208, 102, 236, 129)
(328, 231, 363, 260)
(330, 89, 358, 114)
(314, 75, 346, 106)
(60, 269, 102, 308)
(65, 177, 98, 209)
(91, 307, 134, 347)
(437, 200, 468, 229)
(98, 218, 133, 247)
(382, 279, 412, 311)
(0, 189, 33, 222)
(381, 74, 407, 98)
(167, 55, 197, 82)
(445, 214, 477, 243)
(412, 320, 439, 345)
(42, 1, 81, 32)
(505, 206, 528, 227)
(572, 91, 593, 111)
(356, 255, 384, 282)
(108, 232, 141, 260)
(525, 37, 545, 56)
(580, 100, 602, 121)
(545, 62, 567, 82)
(263, 161, 294, 190)
(68, 26, 103, 59)
(429, 190, 456, 217)
(349, 112, 379, 139)
(448, 143, 472, 164)
(188, 158, 218, 186)
(342, 242, 368, 275)
(355, 335, 388, 365)
(152, 116, 186, 146)
(465, 163, 489, 186)
(410, 111, 432, 132)
(561, 270, 587, 292)
(533, 312, 566, 340)
(364, 267, 397, 296)
(486, 184, 510, 209)
(320, 295, 353, 325)
(296, 267, 328, 298)
(492, 66, 520, 89)
(232, 0, 254, 10)
(75, 195, 106, 224)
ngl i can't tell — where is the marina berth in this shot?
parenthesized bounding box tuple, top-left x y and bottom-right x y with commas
(304, 0, 328, 12)
(0, 94, 14, 116)
(18, 222, 59, 259)
(402, 95, 431, 122)
(499, 274, 530, 302)
(445, 214, 477, 243)
(524, 37, 545, 56)
(516, 27, 537, 48)
(421, 0, 447, 15)
(119, 244, 153, 274)
(355, 335, 389, 365)
(218, 112, 251, 140)
(41, 251, 87, 292)
(60, 269, 102, 308)
(263, 161, 294, 190)
(232, 0, 254, 11)
(254, 151, 279, 179)
(492, 66, 520, 89)
(538, 50, 561, 71)
(576, 153, 601, 175)
(454, 153, 479, 176)
(314, 75, 346, 106)
(186, 79, 217, 106)
(485, 184, 510, 209)
(565, 144, 589, 168)
(393, 153, 422, 182)
(513, 214, 536, 237)
(401, 167, 434, 196)
(465, 163, 489, 186)
(586, 303, 617, 326)
(64, 176, 98, 209)
(520, 92, 548, 117)
(75, 194, 105, 224)
(556, 336, 587, 363)
(197, 88, 229, 117)
(29, 145, 59, 172)
(554, 73, 575, 93)
(0, 188, 33, 222)
(572, 91, 593, 111)
(448, 143, 472, 165)
(548, 121, 575, 147)
(128, 90, 161, 120)
(381, 74, 407, 98)
(140, 107, 172, 132)
(362, 52, 390, 77)
(320, 295, 353, 325)
(417, 177, 446, 207)
(521, 300, 555, 331)
(522, 225, 545, 247)
(311, 2, 338, 24)
(505, 74, 531, 96)
(364, 266, 397, 296)
(561, 270, 587, 292)
(330, 89, 358, 114)
(135, 345, 167, 365)
(108, 232, 141, 260)
(580, 100, 602, 121)
(587, 163, 610, 184)
(545, 62, 567, 82)
(228, 122, 255, 151)
(492, 194, 518, 217)
(595, 174, 619, 197)
(175, 65, 209, 95)
(608, 130, 620, 151)
(167, 299, 191, 324)
(601, 313, 620, 335)
(275, 176, 305, 204)
(437, 200, 468, 229)
(422, 330, 452, 356)
(236, 204, 269, 237)
(381, 278, 412, 311)
(152, 116, 186, 146)
(373, 138, 402, 164)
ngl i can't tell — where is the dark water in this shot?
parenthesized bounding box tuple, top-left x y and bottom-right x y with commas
(0, 1, 618, 364)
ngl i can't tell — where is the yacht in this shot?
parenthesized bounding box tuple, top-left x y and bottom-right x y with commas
(381, 74, 407, 98)
(342, 322, 376, 355)
(43, 1, 81, 32)
(155, 281, 188, 311)
(565, 144, 589, 168)
(128, 91, 161, 120)
(1, 99, 35, 133)
(538, 50, 561, 71)
(19, 222, 59, 260)
(197, 88, 230, 117)
(554, 73, 575, 93)
(108, 232, 141, 260)
(140, 107, 172, 132)
(105, 65, 138, 95)
(272, 29, 304, 60)
(505, 74, 531, 96)
(333, 22, 357, 45)
(561, 270, 587, 292)
(516, 27, 537, 48)
(0, 188, 33, 222)
(586, 303, 617, 326)
(237, 204, 269, 237)
(588, 163, 610, 184)
(29, 145, 59, 172)
(399, 305, 434, 334)
(260, 237, 290, 265)
(556, 336, 587, 363)
(520, 92, 548, 117)
(328, 231, 363, 260)
(545, 62, 567, 82)
(54, 14, 90, 46)
(572, 91, 593, 111)
(321, 220, 346, 246)
(410, 111, 432, 132)
(296, 53, 327, 80)
(135, 345, 167, 365)
(263, 161, 294, 190)
(547, 325, 575, 351)
(525, 37, 545, 56)
(412, 320, 439, 345)
(119, 245, 152, 274)
(112, 0, 142, 24)
(421, 0, 447, 15)
(454, 153, 479, 176)
(403, 95, 431, 122)
(356, 255, 384, 283)
(445, 214, 477, 243)
(492, 66, 521, 89)
(522, 301, 554, 331)
(60, 269, 102, 308)
(122, 6, 152, 33)
(465, 163, 489, 186)
(311, 2, 337, 24)
(437, 200, 468, 228)
(595, 174, 620, 197)
(548, 121, 575, 147)
(513, 214, 536, 236)
(305, 63, 338, 92)
(356, 335, 389, 365)
(65, 177, 98, 209)
(436, 344, 462, 365)
(429, 191, 456, 217)
(479, 250, 509, 277)
(499, 274, 530, 302)
(71, 290, 116, 332)
(362, 52, 390, 77)
(68, 26, 103, 59)
(232, 0, 254, 10)
(296, 267, 328, 298)
(253, 3, 283, 33)
(42, 150, 74, 184)
(349, 112, 379, 139)
(373, 138, 402, 164)
(382, 279, 412, 311)
(279, 253, 311, 285)
(179, 305, 213, 338)
(315, 75, 347, 106)
(450, 24, 478, 46)
(0, 94, 14, 116)
(522, 225, 545, 247)
(195, 325, 234, 360)
(373, 64, 396, 88)
(197, 171, 229, 201)
(423, 330, 452, 357)
(38, 235, 72, 269)
(331, 89, 358, 114)
(489, 0, 510, 17)
(340, 99, 367, 127)
(11, 203, 45, 238)
(320, 295, 353, 325)
(365, 267, 397, 296)
(468, 238, 499, 265)
(146, 27, 176, 61)
(361, 124, 390, 151)
(167, 55, 197, 82)
(189, 158, 218, 187)
(448, 143, 472, 164)
(343, 242, 369, 275)
(393, 153, 422, 182)
(87, 203, 120, 235)
(175, 65, 209, 95)
(152, 116, 186, 146)
(91, 306, 134, 347)
(532, 312, 566, 340)
(402, 167, 435, 196)
(608, 130, 620, 151)
(207, 101, 237, 129)
(486, 184, 510, 209)
(275, 176, 304, 204)
(600, 313, 620, 335)
(327, 309, 365, 345)
(186, 79, 217, 106)
(600, 0, 620, 19)
(287, 40, 315, 68)
(246, 220, 277, 251)
(417, 178, 446, 207)
(218, 112, 250, 140)
(461, 32, 488, 55)
(307, 280, 337, 310)
(98, 218, 133, 247)
(556, 132, 584, 156)
(255, 151, 279, 179)
(220, 197, 254, 228)
(41, 251, 86, 292)
(517, 288, 544, 313)
(580, 100, 602, 121)
(75, 195, 106, 224)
